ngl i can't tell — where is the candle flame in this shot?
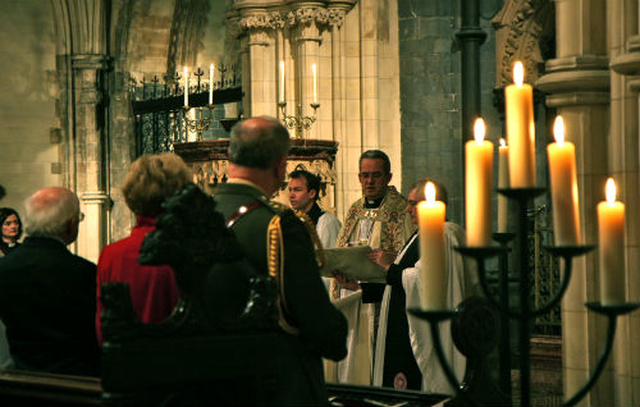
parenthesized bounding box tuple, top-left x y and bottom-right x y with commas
(553, 116, 565, 146)
(210, 63, 214, 71)
(513, 61, 524, 86)
(606, 178, 617, 204)
(499, 138, 506, 148)
(425, 182, 436, 204)
(280, 60, 284, 71)
(312, 63, 316, 74)
(473, 118, 486, 144)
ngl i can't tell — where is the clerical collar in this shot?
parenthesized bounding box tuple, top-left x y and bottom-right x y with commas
(307, 202, 324, 225)
(364, 197, 384, 208)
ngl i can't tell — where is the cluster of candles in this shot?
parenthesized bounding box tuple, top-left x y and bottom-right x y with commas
(182, 64, 216, 108)
(417, 61, 626, 310)
(278, 60, 318, 104)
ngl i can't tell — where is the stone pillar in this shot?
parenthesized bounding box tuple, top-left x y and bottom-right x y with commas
(537, 0, 610, 405)
(291, 9, 321, 139)
(607, 0, 640, 405)
(72, 54, 109, 263)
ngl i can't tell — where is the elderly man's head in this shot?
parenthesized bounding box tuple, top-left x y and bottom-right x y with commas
(358, 150, 392, 200)
(24, 187, 82, 245)
(228, 116, 291, 194)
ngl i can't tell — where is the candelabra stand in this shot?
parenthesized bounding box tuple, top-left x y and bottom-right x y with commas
(277, 101, 320, 139)
(409, 187, 640, 407)
(182, 104, 215, 141)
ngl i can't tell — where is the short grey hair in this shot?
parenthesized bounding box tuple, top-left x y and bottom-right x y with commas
(359, 150, 391, 174)
(24, 187, 79, 239)
(228, 116, 290, 169)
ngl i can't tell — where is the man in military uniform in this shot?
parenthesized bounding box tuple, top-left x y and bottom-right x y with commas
(213, 116, 348, 406)
(330, 150, 415, 385)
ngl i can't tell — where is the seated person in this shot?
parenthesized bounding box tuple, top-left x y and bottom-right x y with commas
(96, 153, 191, 344)
(0, 187, 99, 376)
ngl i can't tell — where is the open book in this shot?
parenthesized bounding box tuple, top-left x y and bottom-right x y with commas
(319, 246, 386, 283)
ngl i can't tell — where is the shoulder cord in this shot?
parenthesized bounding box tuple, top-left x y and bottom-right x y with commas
(294, 210, 326, 268)
(267, 215, 300, 336)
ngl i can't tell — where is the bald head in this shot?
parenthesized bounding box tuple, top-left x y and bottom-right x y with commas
(229, 116, 290, 169)
(24, 187, 81, 244)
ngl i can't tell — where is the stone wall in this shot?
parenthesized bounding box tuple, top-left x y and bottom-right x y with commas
(397, 0, 503, 224)
(0, 1, 61, 214)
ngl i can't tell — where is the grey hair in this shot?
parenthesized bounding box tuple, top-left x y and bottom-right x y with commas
(228, 116, 291, 169)
(411, 178, 449, 205)
(359, 150, 391, 174)
(24, 188, 79, 238)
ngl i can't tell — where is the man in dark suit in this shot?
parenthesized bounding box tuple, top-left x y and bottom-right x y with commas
(214, 116, 348, 406)
(0, 187, 99, 376)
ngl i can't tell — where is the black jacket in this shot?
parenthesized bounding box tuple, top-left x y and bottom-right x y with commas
(214, 182, 348, 406)
(0, 237, 99, 376)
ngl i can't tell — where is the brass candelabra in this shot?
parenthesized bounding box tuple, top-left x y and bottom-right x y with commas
(278, 101, 320, 139)
(182, 105, 214, 141)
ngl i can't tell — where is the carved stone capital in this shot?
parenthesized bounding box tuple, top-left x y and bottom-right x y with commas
(492, 0, 555, 87)
(232, 4, 350, 37)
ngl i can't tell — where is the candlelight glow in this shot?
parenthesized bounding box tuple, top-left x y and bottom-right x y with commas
(513, 61, 524, 86)
(425, 182, 436, 204)
(606, 178, 617, 204)
(554, 116, 565, 146)
(474, 118, 486, 144)
(500, 138, 506, 147)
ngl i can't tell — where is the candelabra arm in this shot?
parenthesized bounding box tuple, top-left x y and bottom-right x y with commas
(428, 319, 463, 395)
(562, 302, 640, 407)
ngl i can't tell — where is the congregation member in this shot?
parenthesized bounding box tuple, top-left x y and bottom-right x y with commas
(213, 116, 348, 406)
(95, 153, 191, 344)
(0, 187, 99, 376)
(0, 207, 22, 256)
(330, 150, 415, 385)
(288, 169, 342, 249)
(370, 178, 477, 394)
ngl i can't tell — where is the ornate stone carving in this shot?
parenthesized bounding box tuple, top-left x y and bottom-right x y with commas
(235, 6, 348, 37)
(492, 0, 555, 87)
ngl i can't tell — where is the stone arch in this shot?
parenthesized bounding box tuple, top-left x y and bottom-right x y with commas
(492, 0, 555, 87)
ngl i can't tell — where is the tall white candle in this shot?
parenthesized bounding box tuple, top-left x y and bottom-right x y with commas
(547, 116, 581, 245)
(184, 67, 189, 107)
(312, 63, 317, 104)
(209, 63, 214, 105)
(279, 60, 285, 103)
(597, 178, 626, 305)
(465, 118, 494, 246)
(505, 61, 536, 187)
(417, 182, 446, 310)
(497, 138, 509, 232)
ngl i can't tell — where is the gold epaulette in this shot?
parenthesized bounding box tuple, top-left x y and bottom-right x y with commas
(294, 210, 327, 269)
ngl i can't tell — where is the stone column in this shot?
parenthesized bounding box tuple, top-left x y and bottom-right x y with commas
(536, 0, 611, 405)
(238, 11, 279, 117)
(291, 8, 322, 139)
(72, 54, 109, 263)
(607, 0, 639, 405)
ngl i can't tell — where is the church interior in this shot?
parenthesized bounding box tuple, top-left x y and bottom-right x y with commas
(0, 0, 638, 406)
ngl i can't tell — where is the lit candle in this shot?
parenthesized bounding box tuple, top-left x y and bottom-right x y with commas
(417, 182, 446, 310)
(465, 118, 494, 246)
(312, 63, 317, 104)
(183, 67, 189, 107)
(209, 63, 214, 105)
(497, 138, 509, 232)
(547, 116, 581, 245)
(505, 61, 536, 187)
(279, 60, 285, 103)
(597, 178, 626, 305)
